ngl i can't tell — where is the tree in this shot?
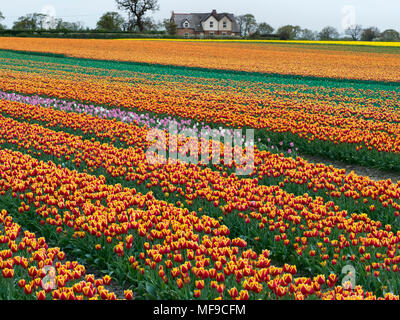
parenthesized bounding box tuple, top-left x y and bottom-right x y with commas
(257, 22, 274, 36)
(115, 0, 159, 32)
(34, 14, 47, 29)
(97, 12, 125, 31)
(153, 20, 165, 32)
(55, 19, 85, 31)
(360, 27, 380, 41)
(123, 15, 156, 32)
(122, 17, 134, 31)
(345, 24, 363, 40)
(236, 15, 246, 37)
(163, 18, 177, 35)
(237, 14, 257, 37)
(298, 28, 317, 40)
(0, 11, 5, 30)
(237, 14, 258, 37)
(141, 16, 157, 31)
(276, 25, 301, 40)
(318, 26, 339, 40)
(12, 13, 45, 30)
(379, 29, 400, 42)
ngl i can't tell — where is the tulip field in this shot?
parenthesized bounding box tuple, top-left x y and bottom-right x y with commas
(0, 39, 400, 300)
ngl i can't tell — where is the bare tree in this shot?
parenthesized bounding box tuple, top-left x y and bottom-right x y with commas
(238, 14, 257, 37)
(236, 15, 246, 37)
(236, 14, 257, 37)
(345, 24, 363, 40)
(115, 0, 159, 32)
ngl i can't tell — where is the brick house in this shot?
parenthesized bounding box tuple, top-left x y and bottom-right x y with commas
(171, 9, 240, 38)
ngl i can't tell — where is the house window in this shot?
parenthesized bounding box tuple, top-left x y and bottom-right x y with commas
(223, 21, 227, 28)
(222, 32, 227, 36)
(210, 21, 214, 28)
(209, 32, 214, 37)
(184, 21, 189, 28)
(184, 33, 189, 38)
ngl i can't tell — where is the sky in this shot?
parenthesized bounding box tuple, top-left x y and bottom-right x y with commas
(1, 0, 399, 33)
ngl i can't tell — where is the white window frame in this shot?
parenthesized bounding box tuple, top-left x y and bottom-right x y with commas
(222, 32, 227, 36)
(209, 32, 214, 37)
(210, 21, 214, 28)
(183, 21, 189, 28)
(184, 33, 189, 38)
(223, 21, 227, 28)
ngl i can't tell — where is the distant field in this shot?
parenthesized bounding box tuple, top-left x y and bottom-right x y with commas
(122, 39, 400, 50)
(1, 37, 400, 81)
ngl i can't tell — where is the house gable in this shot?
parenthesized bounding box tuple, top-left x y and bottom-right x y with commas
(218, 16, 232, 32)
(202, 15, 219, 32)
(182, 19, 190, 28)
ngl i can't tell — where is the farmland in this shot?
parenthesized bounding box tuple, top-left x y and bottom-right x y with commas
(0, 39, 400, 300)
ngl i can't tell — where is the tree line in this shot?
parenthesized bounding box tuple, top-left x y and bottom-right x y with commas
(273, 24, 400, 42)
(235, 14, 400, 41)
(0, 0, 400, 41)
(0, 0, 161, 33)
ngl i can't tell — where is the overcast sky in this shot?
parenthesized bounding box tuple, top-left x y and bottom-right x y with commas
(1, 0, 399, 33)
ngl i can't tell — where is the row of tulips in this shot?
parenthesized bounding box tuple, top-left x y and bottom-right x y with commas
(0, 90, 246, 142)
(0, 208, 130, 300)
(1, 101, 400, 295)
(0, 146, 396, 300)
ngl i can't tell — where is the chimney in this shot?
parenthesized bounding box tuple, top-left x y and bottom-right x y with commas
(212, 9, 217, 16)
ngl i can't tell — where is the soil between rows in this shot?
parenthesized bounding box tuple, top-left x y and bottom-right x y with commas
(301, 153, 400, 183)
